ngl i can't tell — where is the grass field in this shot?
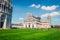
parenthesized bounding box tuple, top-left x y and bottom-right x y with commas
(0, 29, 60, 40)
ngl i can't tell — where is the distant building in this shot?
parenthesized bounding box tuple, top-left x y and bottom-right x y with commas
(24, 14, 51, 28)
(0, 0, 12, 29)
(12, 23, 23, 28)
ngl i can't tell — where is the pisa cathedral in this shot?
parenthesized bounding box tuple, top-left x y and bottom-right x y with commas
(0, 0, 12, 29)
(24, 14, 51, 28)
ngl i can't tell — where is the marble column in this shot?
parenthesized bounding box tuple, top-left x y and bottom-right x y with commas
(34, 23, 37, 28)
(27, 24, 29, 28)
(0, 13, 2, 28)
(0, 13, 1, 27)
(30, 24, 32, 28)
(2, 15, 7, 29)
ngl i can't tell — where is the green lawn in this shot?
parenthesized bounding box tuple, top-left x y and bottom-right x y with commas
(0, 29, 60, 40)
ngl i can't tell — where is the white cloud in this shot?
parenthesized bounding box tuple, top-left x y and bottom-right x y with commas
(29, 4, 59, 10)
(41, 11, 60, 18)
(41, 5, 59, 11)
(29, 4, 40, 8)
(19, 18, 24, 20)
(50, 12, 60, 16)
(30, 4, 35, 7)
(41, 13, 49, 18)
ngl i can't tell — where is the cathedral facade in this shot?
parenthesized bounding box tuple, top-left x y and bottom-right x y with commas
(24, 14, 51, 28)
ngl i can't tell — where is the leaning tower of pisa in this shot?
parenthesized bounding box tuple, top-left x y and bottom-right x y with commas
(0, 0, 12, 29)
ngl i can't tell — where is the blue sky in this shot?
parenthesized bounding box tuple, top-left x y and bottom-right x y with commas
(12, 0, 60, 25)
